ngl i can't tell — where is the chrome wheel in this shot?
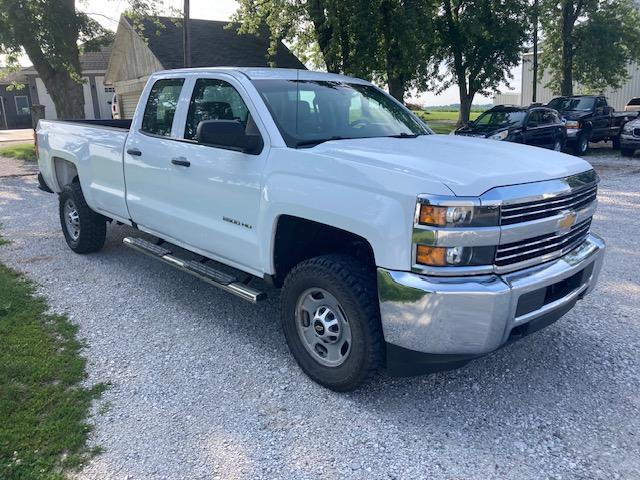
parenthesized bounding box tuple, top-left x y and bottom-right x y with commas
(63, 199, 80, 241)
(295, 288, 352, 367)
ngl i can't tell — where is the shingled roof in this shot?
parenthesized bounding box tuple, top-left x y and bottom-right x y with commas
(133, 16, 305, 70)
(20, 44, 113, 76)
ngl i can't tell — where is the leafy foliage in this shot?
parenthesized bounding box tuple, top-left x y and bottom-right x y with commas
(429, 0, 528, 124)
(540, 0, 640, 95)
(0, 0, 113, 119)
(232, 0, 438, 101)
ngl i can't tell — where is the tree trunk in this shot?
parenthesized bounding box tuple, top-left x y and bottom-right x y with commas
(559, 1, 575, 96)
(458, 87, 473, 126)
(308, 0, 340, 72)
(44, 72, 86, 119)
(388, 75, 405, 103)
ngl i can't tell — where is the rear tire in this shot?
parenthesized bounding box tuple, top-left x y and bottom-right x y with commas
(621, 148, 636, 157)
(280, 254, 384, 391)
(59, 182, 107, 253)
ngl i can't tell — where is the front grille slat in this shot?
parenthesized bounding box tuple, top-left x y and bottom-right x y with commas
(501, 186, 597, 225)
(501, 185, 597, 213)
(496, 218, 591, 267)
(497, 220, 591, 255)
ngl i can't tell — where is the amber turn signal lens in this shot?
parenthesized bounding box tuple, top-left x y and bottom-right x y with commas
(418, 205, 447, 226)
(416, 245, 447, 266)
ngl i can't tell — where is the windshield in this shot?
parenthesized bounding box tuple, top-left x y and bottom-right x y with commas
(473, 110, 526, 127)
(548, 97, 595, 112)
(252, 79, 430, 147)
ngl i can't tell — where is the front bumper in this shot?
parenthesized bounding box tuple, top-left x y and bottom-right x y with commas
(377, 233, 605, 375)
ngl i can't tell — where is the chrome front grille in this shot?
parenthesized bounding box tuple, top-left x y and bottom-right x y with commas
(500, 184, 597, 225)
(634, 127, 640, 137)
(496, 218, 592, 269)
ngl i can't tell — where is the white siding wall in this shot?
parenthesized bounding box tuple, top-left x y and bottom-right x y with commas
(492, 92, 521, 106)
(35, 76, 99, 119)
(521, 53, 640, 110)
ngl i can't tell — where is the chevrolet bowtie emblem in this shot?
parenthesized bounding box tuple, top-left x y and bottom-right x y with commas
(558, 210, 578, 233)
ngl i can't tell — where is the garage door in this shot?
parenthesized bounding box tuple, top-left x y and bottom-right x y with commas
(120, 91, 142, 119)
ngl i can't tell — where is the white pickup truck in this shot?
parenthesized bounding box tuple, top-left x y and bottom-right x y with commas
(36, 68, 605, 391)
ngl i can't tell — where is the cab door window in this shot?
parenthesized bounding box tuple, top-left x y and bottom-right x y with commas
(141, 78, 185, 137)
(185, 78, 250, 140)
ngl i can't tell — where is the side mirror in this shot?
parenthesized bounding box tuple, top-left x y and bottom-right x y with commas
(604, 106, 613, 115)
(196, 119, 263, 155)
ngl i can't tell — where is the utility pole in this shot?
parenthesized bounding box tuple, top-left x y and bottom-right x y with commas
(183, 0, 191, 68)
(532, 0, 538, 103)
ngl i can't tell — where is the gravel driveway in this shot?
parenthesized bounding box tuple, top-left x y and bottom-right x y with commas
(0, 152, 639, 480)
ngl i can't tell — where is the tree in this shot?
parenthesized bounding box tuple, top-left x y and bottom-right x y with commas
(540, 0, 640, 96)
(232, 0, 437, 102)
(0, 0, 112, 119)
(430, 0, 528, 125)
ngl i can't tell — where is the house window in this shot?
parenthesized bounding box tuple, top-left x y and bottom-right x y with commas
(104, 86, 115, 93)
(15, 96, 30, 115)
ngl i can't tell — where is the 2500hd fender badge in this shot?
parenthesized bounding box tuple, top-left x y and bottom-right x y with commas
(223, 216, 253, 230)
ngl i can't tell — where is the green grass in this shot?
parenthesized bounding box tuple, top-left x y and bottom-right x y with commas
(0, 235, 104, 479)
(414, 110, 481, 134)
(0, 143, 36, 162)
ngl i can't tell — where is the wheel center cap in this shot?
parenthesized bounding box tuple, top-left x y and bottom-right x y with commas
(312, 306, 341, 343)
(313, 320, 325, 335)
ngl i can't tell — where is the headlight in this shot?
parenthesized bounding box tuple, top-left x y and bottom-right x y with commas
(416, 245, 496, 267)
(565, 120, 579, 129)
(417, 204, 500, 227)
(488, 130, 509, 141)
(623, 124, 633, 133)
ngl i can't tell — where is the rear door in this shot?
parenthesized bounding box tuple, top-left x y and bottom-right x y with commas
(592, 97, 610, 140)
(123, 75, 187, 234)
(523, 110, 547, 148)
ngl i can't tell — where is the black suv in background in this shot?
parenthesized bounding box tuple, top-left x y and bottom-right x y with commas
(454, 105, 566, 151)
(547, 95, 638, 155)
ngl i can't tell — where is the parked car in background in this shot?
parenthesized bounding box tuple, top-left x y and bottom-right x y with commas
(620, 117, 640, 157)
(453, 105, 566, 151)
(547, 95, 638, 155)
(624, 97, 640, 113)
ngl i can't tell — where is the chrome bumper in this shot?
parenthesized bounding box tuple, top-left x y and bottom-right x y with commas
(377, 234, 605, 355)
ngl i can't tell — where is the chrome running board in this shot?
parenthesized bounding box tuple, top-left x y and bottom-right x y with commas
(123, 237, 267, 304)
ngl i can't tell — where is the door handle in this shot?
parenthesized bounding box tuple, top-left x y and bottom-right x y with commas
(127, 148, 142, 156)
(171, 157, 191, 167)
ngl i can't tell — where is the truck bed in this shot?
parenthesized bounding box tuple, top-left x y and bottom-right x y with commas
(37, 119, 131, 222)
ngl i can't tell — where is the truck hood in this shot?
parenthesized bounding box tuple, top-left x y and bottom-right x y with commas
(310, 134, 592, 197)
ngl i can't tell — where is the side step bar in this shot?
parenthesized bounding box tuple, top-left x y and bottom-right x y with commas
(123, 237, 267, 304)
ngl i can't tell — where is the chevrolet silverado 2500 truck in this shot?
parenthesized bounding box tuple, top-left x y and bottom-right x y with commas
(36, 68, 605, 391)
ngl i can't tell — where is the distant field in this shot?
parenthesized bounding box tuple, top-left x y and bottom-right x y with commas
(419, 111, 481, 121)
(413, 110, 481, 134)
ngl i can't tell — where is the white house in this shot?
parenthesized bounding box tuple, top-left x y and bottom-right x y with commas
(21, 45, 115, 120)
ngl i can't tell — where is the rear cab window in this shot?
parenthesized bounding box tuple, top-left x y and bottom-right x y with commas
(141, 78, 185, 137)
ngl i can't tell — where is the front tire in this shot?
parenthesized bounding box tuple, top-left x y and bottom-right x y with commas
(280, 255, 384, 391)
(59, 182, 107, 253)
(574, 133, 589, 156)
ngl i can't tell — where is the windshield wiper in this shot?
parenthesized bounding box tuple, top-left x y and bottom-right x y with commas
(388, 132, 418, 138)
(295, 136, 353, 148)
